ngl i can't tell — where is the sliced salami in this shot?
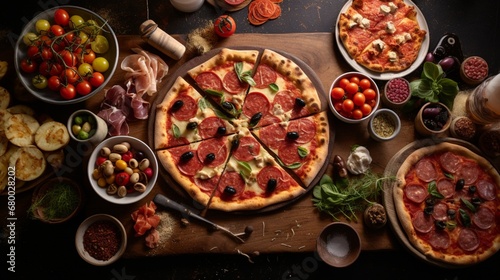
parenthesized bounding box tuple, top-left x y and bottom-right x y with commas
(472, 206, 495, 230)
(199, 116, 227, 139)
(195, 71, 223, 91)
(256, 166, 287, 193)
(437, 178, 455, 199)
(458, 228, 480, 252)
(457, 161, 480, 185)
(404, 183, 428, 204)
(233, 136, 261, 162)
(287, 118, 316, 144)
(278, 141, 303, 166)
(428, 230, 451, 250)
(253, 64, 277, 89)
(243, 92, 271, 118)
(476, 179, 497, 201)
(412, 211, 434, 233)
(259, 114, 281, 127)
(223, 70, 247, 94)
(170, 94, 197, 121)
(177, 150, 204, 176)
(195, 175, 220, 193)
(258, 123, 287, 150)
(197, 138, 228, 168)
(415, 158, 437, 182)
(439, 151, 461, 173)
(431, 202, 449, 221)
(224, 0, 246, 5)
(167, 134, 189, 147)
(272, 90, 297, 112)
(217, 171, 245, 198)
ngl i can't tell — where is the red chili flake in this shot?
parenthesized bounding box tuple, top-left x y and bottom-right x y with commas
(385, 78, 410, 103)
(83, 220, 121, 261)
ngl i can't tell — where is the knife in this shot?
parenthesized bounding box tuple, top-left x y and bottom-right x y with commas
(153, 194, 245, 243)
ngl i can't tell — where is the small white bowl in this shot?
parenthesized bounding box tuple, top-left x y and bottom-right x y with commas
(382, 78, 411, 109)
(87, 135, 158, 205)
(75, 214, 127, 266)
(368, 109, 401, 141)
(317, 222, 361, 267)
(328, 72, 380, 124)
(67, 109, 108, 145)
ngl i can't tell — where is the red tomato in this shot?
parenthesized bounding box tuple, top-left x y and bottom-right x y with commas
(115, 172, 130, 186)
(20, 58, 37, 73)
(54, 8, 70, 26)
(39, 35, 52, 47)
(363, 88, 377, 100)
(359, 78, 371, 91)
(214, 15, 236, 38)
(361, 103, 373, 116)
(88, 72, 105, 87)
(50, 24, 65, 36)
(330, 87, 345, 100)
(342, 99, 354, 112)
(38, 61, 51, 76)
(352, 109, 363, 120)
(27, 45, 40, 60)
(345, 82, 359, 95)
(333, 101, 343, 113)
(353, 92, 366, 107)
(338, 78, 350, 89)
(349, 76, 360, 84)
(59, 49, 77, 67)
(62, 67, 79, 84)
(76, 80, 92, 95)
(49, 62, 64, 76)
(60, 84, 76, 99)
(47, 75, 62, 91)
(82, 49, 96, 64)
(41, 47, 53, 61)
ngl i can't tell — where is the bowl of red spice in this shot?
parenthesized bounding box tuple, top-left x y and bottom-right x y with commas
(75, 214, 127, 266)
(382, 77, 411, 109)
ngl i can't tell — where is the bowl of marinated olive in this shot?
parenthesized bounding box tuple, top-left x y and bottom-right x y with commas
(67, 109, 108, 145)
(87, 135, 158, 205)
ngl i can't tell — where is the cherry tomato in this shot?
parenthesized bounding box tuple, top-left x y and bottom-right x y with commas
(50, 24, 65, 36)
(333, 101, 343, 113)
(47, 75, 62, 91)
(77, 63, 93, 77)
(60, 84, 76, 100)
(345, 82, 359, 96)
(353, 92, 366, 107)
(338, 78, 350, 89)
(35, 19, 51, 34)
(352, 109, 363, 120)
(20, 58, 37, 73)
(330, 87, 345, 100)
(69, 15, 85, 29)
(39, 35, 52, 47)
(32, 74, 48, 89)
(115, 172, 130, 186)
(359, 78, 371, 91)
(54, 8, 70, 26)
(41, 47, 53, 61)
(88, 72, 105, 87)
(38, 61, 51, 76)
(82, 49, 96, 64)
(62, 67, 79, 84)
(342, 99, 354, 112)
(76, 80, 92, 95)
(361, 103, 373, 116)
(49, 62, 64, 76)
(59, 49, 77, 67)
(214, 15, 236, 38)
(363, 88, 377, 100)
(27, 45, 40, 60)
(368, 98, 377, 108)
(90, 35, 109, 54)
(92, 57, 109, 72)
(349, 76, 360, 84)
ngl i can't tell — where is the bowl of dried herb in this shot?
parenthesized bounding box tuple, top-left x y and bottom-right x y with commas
(30, 177, 84, 224)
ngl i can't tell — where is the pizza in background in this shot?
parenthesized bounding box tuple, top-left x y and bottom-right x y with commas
(338, 0, 427, 72)
(154, 48, 330, 212)
(393, 142, 500, 265)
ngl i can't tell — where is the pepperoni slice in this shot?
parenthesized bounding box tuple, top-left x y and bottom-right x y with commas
(415, 158, 437, 182)
(167, 134, 189, 147)
(195, 175, 220, 193)
(224, 0, 246, 6)
(170, 94, 198, 121)
(290, 103, 312, 119)
(243, 92, 271, 118)
(197, 138, 228, 168)
(258, 123, 287, 150)
(195, 71, 223, 91)
(457, 161, 479, 185)
(432, 202, 449, 221)
(428, 230, 451, 250)
(256, 165, 287, 193)
(287, 118, 316, 144)
(217, 171, 245, 198)
(273, 90, 297, 112)
(472, 206, 495, 230)
(278, 141, 304, 166)
(259, 114, 281, 127)
(404, 183, 428, 204)
(439, 151, 461, 173)
(253, 64, 277, 89)
(476, 179, 497, 201)
(458, 228, 480, 252)
(199, 116, 227, 139)
(223, 71, 247, 94)
(233, 136, 261, 161)
(412, 211, 434, 233)
(176, 150, 204, 176)
(436, 178, 455, 199)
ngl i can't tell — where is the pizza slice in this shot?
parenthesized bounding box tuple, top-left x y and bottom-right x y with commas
(206, 128, 305, 212)
(238, 49, 322, 129)
(251, 111, 329, 187)
(156, 136, 232, 208)
(154, 76, 236, 149)
(187, 48, 259, 117)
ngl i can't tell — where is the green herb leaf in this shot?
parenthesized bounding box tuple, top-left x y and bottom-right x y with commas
(461, 197, 477, 212)
(410, 62, 459, 109)
(237, 160, 252, 178)
(287, 162, 302, 169)
(428, 181, 444, 199)
(269, 83, 279, 92)
(459, 208, 471, 227)
(234, 62, 256, 86)
(298, 146, 308, 158)
(172, 124, 181, 138)
(205, 89, 224, 97)
(198, 97, 209, 111)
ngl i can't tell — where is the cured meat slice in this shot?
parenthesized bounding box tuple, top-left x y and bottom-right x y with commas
(197, 138, 228, 168)
(198, 116, 228, 139)
(456, 161, 480, 185)
(253, 64, 277, 89)
(170, 94, 197, 121)
(232, 136, 261, 161)
(431, 202, 448, 221)
(436, 179, 455, 199)
(223, 71, 247, 94)
(439, 151, 461, 173)
(278, 141, 303, 166)
(476, 179, 497, 201)
(195, 175, 220, 193)
(412, 211, 434, 233)
(287, 118, 316, 144)
(177, 149, 204, 176)
(472, 206, 495, 230)
(458, 228, 480, 252)
(404, 183, 428, 204)
(195, 72, 223, 91)
(257, 123, 287, 150)
(216, 171, 246, 198)
(243, 92, 271, 118)
(272, 90, 297, 112)
(428, 230, 451, 250)
(256, 165, 289, 193)
(415, 158, 437, 182)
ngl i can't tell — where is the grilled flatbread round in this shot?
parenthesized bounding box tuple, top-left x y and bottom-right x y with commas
(34, 121, 70, 151)
(0, 109, 12, 132)
(0, 86, 10, 110)
(7, 104, 35, 116)
(0, 131, 8, 156)
(9, 146, 46, 181)
(4, 113, 40, 147)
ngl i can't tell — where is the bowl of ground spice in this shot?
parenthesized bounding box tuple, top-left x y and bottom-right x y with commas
(75, 214, 127, 266)
(316, 222, 361, 267)
(368, 109, 401, 141)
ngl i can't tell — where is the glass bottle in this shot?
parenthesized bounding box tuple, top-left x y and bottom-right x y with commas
(466, 74, 500, 125)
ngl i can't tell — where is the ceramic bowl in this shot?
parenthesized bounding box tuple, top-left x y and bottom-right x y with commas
(382, 77, 411, 109)
(316, 222, 361, 267)
(414, 102, 452, 136)
(67, 109, 108, 145)
(368, 108, 401, 141)
(31, 177, 84, 224)
(14, 5, 118, 105)
(87, 136, 158, 205)
(75, 214, 127, 266)
(328, 72, 380, 124)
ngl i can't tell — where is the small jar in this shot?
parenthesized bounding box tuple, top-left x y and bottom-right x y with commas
(478, 125, 500, 158)
(414, 102, 452, 136)
(170, 0, 205, 13)
(449, 116, 476, 141)
(382, 78, 411, 109)
(460, 56, 488, 86)
(363, 203, 387, 229)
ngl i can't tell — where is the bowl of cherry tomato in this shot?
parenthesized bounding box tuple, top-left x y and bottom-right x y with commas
(14, 6, 118, 105)
(328, 72, 380, 124)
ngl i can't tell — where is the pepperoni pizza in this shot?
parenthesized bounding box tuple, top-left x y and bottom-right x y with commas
(394, 142, 500, 265)
(154, 48, 329, 212)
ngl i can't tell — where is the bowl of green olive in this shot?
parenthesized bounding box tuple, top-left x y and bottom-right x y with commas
(67, 109, 108, 145)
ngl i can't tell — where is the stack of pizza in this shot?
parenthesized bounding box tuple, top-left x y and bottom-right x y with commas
(153, 48, 330, 212)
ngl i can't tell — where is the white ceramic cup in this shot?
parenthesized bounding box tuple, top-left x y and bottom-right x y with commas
(67, 109, 108, 145)
(170, 0, 205, 13)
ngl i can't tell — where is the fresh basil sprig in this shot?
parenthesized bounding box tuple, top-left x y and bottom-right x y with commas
(410, 62, 459, 109)
(428, 181, 444, 199)
(235, 62, 256, 86)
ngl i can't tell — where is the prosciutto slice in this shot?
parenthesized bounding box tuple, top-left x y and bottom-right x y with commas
(121, 47, 168, 96)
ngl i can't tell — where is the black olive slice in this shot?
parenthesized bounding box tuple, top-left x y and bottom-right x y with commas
(180, 151, 194, 162)
(216, 126, 226, 135)
(266, 178, 277, 192)
(425, 197, 436, 206)
(249, 112, 262, 127)
(295, 98, 306, 107)
(171, 100, 184, 111)
(224, 186, 236, 195)
(205, 153, 215, 163)
(455, 179, 465, 190)
(222, 101, 234, 112)
(231, 138, 240, 151)
(469, 185, 477, 194)
(187, 122, 198, 130)
(471, 197, 482, 206)
(435, 220, 446, 230)
(447, 209, 456, 219)
(424, 205, 434, 215)
(286, 131, 300, 140)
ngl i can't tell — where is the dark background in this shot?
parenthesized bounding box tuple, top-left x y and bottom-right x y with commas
(1, 0, 500, 279)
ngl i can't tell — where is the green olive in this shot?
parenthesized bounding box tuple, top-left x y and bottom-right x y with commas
(73, 116, 84, 125)
(82, 122, 92, 133)
(72, 124, 82, 135)
(77, 130, 89, 140)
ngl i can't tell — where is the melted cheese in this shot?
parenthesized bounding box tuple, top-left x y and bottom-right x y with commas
(372, 39, 385, 51)
(386, 21, 396, 34)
